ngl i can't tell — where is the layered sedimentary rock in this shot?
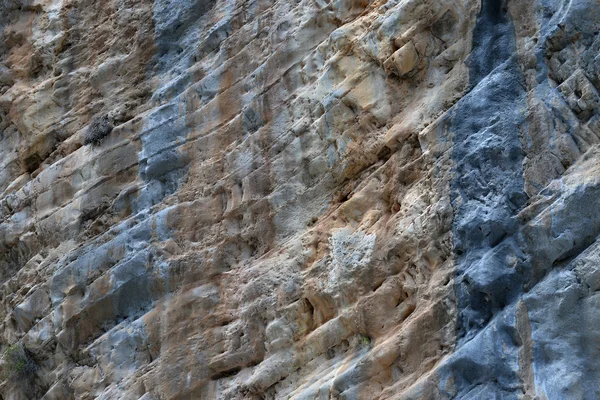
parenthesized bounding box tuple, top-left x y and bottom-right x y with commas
(1, 0, 600, 398)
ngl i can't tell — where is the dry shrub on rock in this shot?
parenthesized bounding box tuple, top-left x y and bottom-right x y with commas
(84, 114, 113, 145)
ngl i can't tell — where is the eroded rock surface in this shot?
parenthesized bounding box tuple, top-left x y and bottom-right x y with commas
(1, 0, 600, 399)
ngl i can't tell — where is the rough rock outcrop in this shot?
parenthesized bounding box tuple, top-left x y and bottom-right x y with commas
(1, 0, 600, 399)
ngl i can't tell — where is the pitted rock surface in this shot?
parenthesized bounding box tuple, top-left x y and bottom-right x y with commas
(1, 0, 600, 399)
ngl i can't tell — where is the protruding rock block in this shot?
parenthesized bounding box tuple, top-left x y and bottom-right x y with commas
(12, 289, 51, 331)
(384, 41, 419, 78)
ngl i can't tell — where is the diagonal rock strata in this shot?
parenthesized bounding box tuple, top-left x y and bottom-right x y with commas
(1, 0, 600, 399)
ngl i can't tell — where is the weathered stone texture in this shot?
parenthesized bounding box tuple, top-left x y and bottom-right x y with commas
(1, 0, 600, 399)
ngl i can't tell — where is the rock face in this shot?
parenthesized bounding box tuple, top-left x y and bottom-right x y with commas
(1, 0, 600, 398)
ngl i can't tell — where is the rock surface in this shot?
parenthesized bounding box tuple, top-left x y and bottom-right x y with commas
(0, 0, 600, 398)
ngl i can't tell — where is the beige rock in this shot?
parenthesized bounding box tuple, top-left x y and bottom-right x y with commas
(384, 41, 420, 79)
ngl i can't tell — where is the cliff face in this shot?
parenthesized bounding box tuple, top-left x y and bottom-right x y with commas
(1, 0, 600, 399)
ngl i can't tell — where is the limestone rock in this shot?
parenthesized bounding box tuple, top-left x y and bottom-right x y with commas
(0, 0, 600, 399)
(384, 41, 420, 79)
